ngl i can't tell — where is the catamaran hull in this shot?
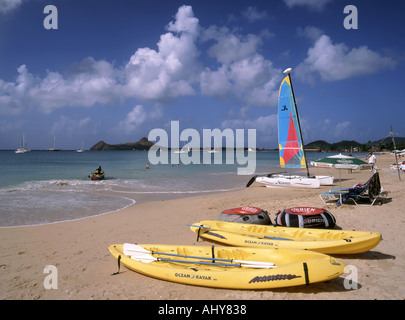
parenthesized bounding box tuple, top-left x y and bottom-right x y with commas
(256, 175, 320, 189)
(255, 174, 333, 188)
(316, 175, 334, 185)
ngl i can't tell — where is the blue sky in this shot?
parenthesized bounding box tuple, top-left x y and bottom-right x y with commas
(1, 0, 404, 150)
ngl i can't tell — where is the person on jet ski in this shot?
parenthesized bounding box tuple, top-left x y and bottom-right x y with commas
(95, 166, 104, 174)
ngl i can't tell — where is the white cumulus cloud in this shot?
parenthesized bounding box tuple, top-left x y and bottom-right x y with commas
(123, 5, 200, 102)
(119, 105, 163, 134)
(0, 58, 119, 114)
(200, 26, 281, 107)
(0, 4, 282, 117)
(296, 30, 397, 82)
(0, 5, 202, 114)
(203, 26, 264, 65)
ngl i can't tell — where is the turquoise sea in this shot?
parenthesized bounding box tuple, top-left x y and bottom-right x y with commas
(0, 150, 347, 227)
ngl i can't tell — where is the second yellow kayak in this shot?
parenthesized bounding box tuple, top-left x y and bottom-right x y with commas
(189, 220, 382, 254)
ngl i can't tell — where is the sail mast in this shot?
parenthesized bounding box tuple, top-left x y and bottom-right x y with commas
(283, 68, 310, 177)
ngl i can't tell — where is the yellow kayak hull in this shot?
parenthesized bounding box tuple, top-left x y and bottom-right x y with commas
(108, 243, 345, 289)
(190, 220, 382, 254)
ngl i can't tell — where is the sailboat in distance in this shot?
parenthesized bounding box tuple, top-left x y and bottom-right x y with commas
(76, 141, 85, 153)
(15, 134, 30, 153)
(253, 68, 333, 188)
(174, 145, 191, 154)
(207, 138, 220, 153)
(48, 136, 61, 151)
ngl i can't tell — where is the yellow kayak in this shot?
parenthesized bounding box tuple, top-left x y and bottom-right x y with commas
(189, 220, 382, 254)
(108, 243, 345, 289)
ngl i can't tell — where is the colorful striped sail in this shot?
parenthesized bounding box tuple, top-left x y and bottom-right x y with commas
(278, 76, 306, 168)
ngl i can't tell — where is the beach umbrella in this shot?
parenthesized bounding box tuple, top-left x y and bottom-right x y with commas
(391, 149, 405, 156)
(310, 153, 370, 187)
(310, 153, 370, 170)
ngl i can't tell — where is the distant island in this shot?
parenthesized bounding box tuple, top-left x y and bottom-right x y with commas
(90, 137, 154, 151)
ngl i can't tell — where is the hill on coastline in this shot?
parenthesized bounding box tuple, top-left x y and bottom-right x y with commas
(90, 137, 154, 151)
(305, 137, 405, 152)
(305, 140, 363, 151)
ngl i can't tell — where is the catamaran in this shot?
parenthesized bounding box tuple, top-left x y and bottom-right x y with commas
(253, 68, 333, 189)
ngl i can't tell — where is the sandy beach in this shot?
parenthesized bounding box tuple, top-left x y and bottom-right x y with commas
(1, 153, 404, 300)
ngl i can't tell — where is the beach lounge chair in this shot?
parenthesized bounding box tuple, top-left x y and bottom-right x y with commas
(320, 172, 382, 206)
(327, 173, 374, 193)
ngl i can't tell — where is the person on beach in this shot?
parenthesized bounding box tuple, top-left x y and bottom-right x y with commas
(145, 163, 149, 169)
(367, 152, 376, 171)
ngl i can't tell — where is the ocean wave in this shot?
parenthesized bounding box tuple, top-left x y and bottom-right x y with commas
(0, 179, 112, 194)
(0, 175, 243, 227)
(0, 191, 136, 228)
(108, 186, 243, 194)
(0, 177, 244, 195)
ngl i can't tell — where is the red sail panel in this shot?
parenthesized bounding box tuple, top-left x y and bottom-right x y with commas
(282, 112, 300, 164)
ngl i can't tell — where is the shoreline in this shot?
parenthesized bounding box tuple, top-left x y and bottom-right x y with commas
(0, 186, 245, 229)
(1, 153, 404, 299)
(0, 196, 137, 230)
(0, 168, 248, 228)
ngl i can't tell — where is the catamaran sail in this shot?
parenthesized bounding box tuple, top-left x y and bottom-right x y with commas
(278, 74, 306, 169)
(253, 68, 333, 188)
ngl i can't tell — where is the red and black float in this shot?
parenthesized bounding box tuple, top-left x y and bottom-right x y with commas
(274, 207, 336, 229)
(218, 206, 271, 225)
(218, 206, 336, 229)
